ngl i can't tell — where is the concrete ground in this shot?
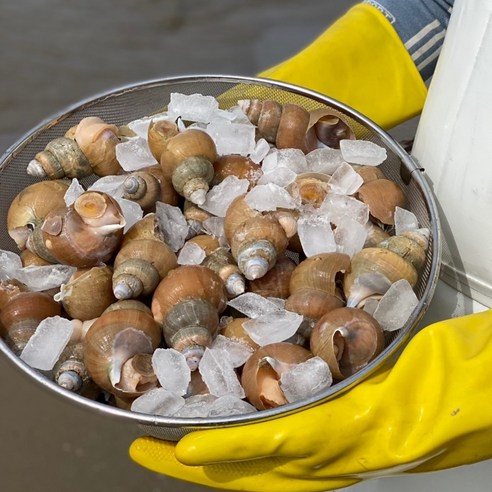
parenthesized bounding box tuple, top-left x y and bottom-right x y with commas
(2, 1, 492, 492)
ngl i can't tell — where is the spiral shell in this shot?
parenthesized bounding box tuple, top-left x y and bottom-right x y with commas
(112, 237, 177, 300)
(309, 108, 356, 149)
(26, 137, 92, 180)
(73, 116, 123, 176)
(310, 307, 385, 380)
(224, 195, 288, 281)
(241, 342, 312, 410)
(357, 178, 406, 225)
(160, 129, 217, 205)
(285, 253, 350, 340)
(83, 306, 161, 397)
(0, 291, 61, 354)
(212, 154, 262, 188)
(123, 166, 179, 211)
(53, 342, 91, 393)
(54, 265, 115, 320)
(147, 119, 179, 160)
(7, 180, 70, 251)
(239, 99, 316, 153)
(34, 191, 125, 267)
(202, 247, 246, 297)
(151, 265, 228, 370)
(248, 255, 296, 299)
(343, 244, 421, 308)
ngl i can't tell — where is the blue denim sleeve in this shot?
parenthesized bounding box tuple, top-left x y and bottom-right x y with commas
(362, 0, 454, 82)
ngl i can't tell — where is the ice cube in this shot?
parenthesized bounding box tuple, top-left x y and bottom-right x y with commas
(0, 249, 22, 280)
(340, 139, 387, 165)
(244, 183, 298, 212)
(297, 213, 337, 257)
(155, 202, 189, 252)
(13, 264, 77, 292)
(198, 347, 245, 398)
(211, 334, 254, 368)
(64, 178, 85, 206)
(20, 316, 73, 371)
(131, 388, 185, 416)
(151, 348, 191, 396)
(249, 138, 271, 164)
(173, 394, 218, 418)
(306, 148, 344, 174)
(202, 217, 226, 243)
(261, 151, 278, 173)
(346, 272, 393, 308)
(257, 167, 297, 187)
(168, 93, 219, 123)
(200, 176, 250, 217)
(116, 198, 144, 233)
(277, 148, 308, 174)
(319, 194, 369, 226)
(177, 241, 206, 265)
(227, 292, 281, 318)
(372, 279, 419, 331)
(280, 356, 333, 403)
(207, 121, 256, 156)
(88, 174, 128, 198)
(334, 218, 368, 258)
(115, 137, 158, 172)
(394, 207, 420, 235)
(328, 162, 364, 195)
(243, 310, 303, 346)
(208, 394, 257, 417)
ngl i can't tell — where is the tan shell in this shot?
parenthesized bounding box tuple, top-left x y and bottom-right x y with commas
(213, 155, 262, 188)
(27, 137, 92, 180)
(219, 317, 259, 350)
(357, 179, 406, 225)
(83, 307, 161, 397)
(112, 238, 178, 299)
(122, 214, 159, 244)
(151, 265, 228, 369)
(353, 164, 386, 184)
(310, 307, 385, 380)
(0, 279, 28, 310)
(7, 180, 70, 251)
(37, 191, 125, 267)
(202, 247, 246, 297)
(239, 99, 316, 153)
(343, 246, 419, 308)
(0, 291, 61, 354)
(73, 116, 123, 176)
(147, 119, 179, 160)
(187, 234, 220, 255)
(363, 222, 391, 248)
(55, 265, 116, 321)
(241, 342, 312, 410)
(378, 230, 429, 270)
(288, 172, 331, 207)
(248, 255, 296, 299)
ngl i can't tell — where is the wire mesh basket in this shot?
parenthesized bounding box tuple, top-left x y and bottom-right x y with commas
(0, 75, 441, 440)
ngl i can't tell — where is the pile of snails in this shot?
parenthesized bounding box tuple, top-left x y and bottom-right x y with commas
(0, 94, 430, 416)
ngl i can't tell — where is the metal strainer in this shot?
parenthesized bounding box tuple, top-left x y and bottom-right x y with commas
(0, 75, 441, 441)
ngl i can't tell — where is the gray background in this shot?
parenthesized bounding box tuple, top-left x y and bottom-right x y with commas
(2, 1, 491, 491)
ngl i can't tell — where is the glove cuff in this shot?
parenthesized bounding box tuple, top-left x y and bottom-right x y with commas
(259, 3, 427, 129)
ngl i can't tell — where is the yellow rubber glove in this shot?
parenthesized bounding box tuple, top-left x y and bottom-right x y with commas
(130, 310, 492, 492)
(259, 3, 427, 130)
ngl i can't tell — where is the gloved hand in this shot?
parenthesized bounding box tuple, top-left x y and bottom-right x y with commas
(130, 309, 492, 492)
(259, 3, 427, 130)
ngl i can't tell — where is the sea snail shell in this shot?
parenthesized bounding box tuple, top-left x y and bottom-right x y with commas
(239, 99, 317, 153)
(54, 265, 116, 321)
(160, 129, 217, 205)
(151, 265, 228, 370)
(7, 180, 70, 251)
(241, 342, 312, 410)
(0, 291, 61, 354)
(32, 191, 125, 268)
(112, 237, 178, 300)
(73, 116, 123, 176)
(310, 307, 385, 380)
(83, 306, 161, 397)
(26, 137, 92, 180)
